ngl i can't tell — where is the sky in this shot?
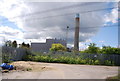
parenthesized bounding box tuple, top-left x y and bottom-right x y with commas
(0, 0, 119, 49)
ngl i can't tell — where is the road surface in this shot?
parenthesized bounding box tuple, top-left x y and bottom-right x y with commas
(2, 62, 119, 79)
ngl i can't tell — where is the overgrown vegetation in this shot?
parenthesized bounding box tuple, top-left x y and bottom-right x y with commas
(2, 42, 120, 66)
(24, 52, 118, 66)
(21, 43, 120, 66)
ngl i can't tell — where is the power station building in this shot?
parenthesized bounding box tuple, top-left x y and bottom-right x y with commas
(31, 39, 66, 53)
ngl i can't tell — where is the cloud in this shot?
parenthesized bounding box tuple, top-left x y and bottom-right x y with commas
(0, 26, 22, 36)
(104, 8, 118, 23)
(99, 40, 105, 43)
(0, 0, 30, 29)
(0, 26, 24, 44)
(0, 1, 118, 45)
(0, 36, 4, 46)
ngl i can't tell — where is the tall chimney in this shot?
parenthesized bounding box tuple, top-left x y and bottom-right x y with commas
(74, 13, 80, 51)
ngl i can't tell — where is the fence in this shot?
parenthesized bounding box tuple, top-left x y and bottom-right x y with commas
(78, 53, 120, 66)
(2, 46, 29, 61)
(40, 52, 120, 66)
(1, 46, 120, 66)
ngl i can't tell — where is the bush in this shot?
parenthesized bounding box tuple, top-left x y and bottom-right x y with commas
(105, 60, 113, 66)
(94, 60, 100, 65)
(22, 55, 34, 61)
(80, 60, 86, 64)
(50, 43, 66, 52)
(25, 52, 117, 66)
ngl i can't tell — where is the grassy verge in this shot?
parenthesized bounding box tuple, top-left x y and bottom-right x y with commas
(106, 75, 120, 81)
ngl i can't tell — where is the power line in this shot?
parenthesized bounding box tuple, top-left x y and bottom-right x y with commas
(25, 7, 117, 21)
(1, 25, 115, 35)
(68, 25, 118, 31)
(20, 25, 118, 33)
(1, 7, 118, 24)
(1, 2, 106, 21)
(75, 24, 118, 29)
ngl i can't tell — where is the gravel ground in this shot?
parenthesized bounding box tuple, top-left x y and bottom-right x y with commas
(2, 62, 119, 79)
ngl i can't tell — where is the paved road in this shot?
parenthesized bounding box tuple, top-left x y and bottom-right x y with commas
(2, 62, 118, 79)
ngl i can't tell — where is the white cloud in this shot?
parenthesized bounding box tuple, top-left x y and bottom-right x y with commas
(99, 40, 105, 43)
(0, 0, 30, 29)
(0, 26, 24, 44)
(0, 1, 117, 46)
(28, 38, 46, 43)
(79, 42, 88, 51)
(0, 36, 4, 46)
(104, 8, 118, 23)
(85, 39, 92, 42)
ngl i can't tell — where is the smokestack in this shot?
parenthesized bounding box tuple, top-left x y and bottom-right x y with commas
(74, 13, 80, 51)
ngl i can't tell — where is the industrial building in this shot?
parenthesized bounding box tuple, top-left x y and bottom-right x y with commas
(31, 13, 80, 53)
(31, 39, 66, 53)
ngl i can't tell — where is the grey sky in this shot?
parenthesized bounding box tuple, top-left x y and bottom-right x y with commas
(22, 2, 111, 44)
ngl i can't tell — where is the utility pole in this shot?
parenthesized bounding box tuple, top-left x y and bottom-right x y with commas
(66, 26, 69, 47)
(118, 2, 120, 48)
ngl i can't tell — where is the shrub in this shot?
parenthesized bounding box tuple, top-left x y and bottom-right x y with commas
(50, 43, 66, 52)
(22, 55, 34, 61)
(105, 60, 112, 66)
(81, 60, 86, 64)
(94, 60, 100, 65)
(27, 52, 117, 66)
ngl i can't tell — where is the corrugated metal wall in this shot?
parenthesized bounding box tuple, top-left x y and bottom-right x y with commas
(2, 46, 28, 61)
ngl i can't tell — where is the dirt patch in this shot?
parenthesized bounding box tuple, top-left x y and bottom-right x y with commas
(10, 61, 55, 72)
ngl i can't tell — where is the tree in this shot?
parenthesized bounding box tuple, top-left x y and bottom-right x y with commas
(12, 40, 17, 48)
(100, 46, 120, 54)
(26, 43, 30, 48)
(87, 43, 100, 54)
(5, 40, 12, 47)
(50, 43, 66, 52)
(80, 43, 120, 54)
(80, 43, 100, 54)
(20, 42, 30, 49)
(19, 42, 26, 48)
(21, 42, 26, 48)
(4, 40, 17, 48)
